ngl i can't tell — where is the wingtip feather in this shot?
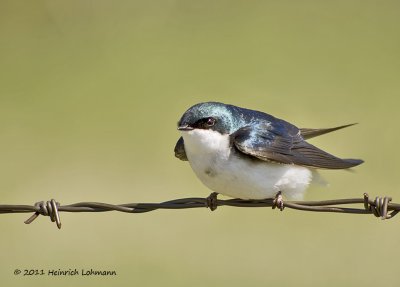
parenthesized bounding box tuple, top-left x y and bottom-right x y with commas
(343, 158, 364, 168)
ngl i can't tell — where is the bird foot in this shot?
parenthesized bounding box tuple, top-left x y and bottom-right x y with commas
(206, 192, 219, 211)
(272, 191, 284, 211)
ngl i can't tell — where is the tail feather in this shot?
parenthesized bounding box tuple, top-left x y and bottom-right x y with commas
(300, 123, 357, 140)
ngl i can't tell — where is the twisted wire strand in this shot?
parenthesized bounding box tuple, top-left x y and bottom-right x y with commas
(0, 193, 398, 229)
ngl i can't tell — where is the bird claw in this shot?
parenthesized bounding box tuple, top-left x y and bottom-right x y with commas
(272, 191, 284, 211)
(206, 192, 219, 211)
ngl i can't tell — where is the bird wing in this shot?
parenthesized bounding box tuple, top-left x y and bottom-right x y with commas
(174, 137, 188, 161)
(231, 123, 363, 169)
(300, 123, 357, 140)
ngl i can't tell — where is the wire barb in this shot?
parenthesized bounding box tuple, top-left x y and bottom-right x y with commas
(205, 192, 219, 211)
(363, 193, 398, 220)
(272, 191, 284, 211)
(24, 199, 61, 229)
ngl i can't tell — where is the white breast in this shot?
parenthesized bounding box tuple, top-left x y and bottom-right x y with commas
(181, 129, 313, 200)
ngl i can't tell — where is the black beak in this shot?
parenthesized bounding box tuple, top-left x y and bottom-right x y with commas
(177, 125, 194, 131)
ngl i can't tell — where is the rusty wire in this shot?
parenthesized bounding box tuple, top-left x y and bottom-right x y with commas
(0, 193, 398, 229)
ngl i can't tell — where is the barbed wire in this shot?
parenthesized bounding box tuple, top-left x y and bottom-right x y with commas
(0, 193, 398, 229)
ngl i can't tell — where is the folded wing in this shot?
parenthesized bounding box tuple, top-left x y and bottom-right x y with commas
(174, 137, 188, 161)
(232, 123, 363, 169)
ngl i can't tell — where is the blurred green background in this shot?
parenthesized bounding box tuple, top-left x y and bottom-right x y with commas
(0, 0, 399, 286)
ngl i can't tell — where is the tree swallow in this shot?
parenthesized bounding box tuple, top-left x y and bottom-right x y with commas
(174, 102, 363, 202)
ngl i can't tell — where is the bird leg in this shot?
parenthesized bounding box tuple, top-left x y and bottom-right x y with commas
(206, 192, 219, 211)
(272, 191, 284, 211)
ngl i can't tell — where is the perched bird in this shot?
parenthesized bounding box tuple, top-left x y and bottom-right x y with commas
(174, 102, 363, 205)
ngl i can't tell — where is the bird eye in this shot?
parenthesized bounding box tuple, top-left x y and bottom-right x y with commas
(206, 117, 216, 127)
